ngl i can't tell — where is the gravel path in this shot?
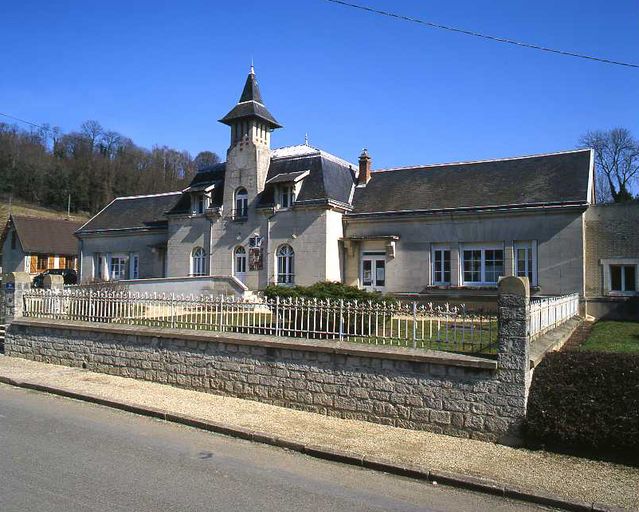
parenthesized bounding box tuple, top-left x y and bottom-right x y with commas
(1, 356, 637, 510)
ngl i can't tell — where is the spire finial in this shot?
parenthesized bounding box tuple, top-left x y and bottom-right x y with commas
(250, 58, 254, 75)
(304, 133, 309, 145)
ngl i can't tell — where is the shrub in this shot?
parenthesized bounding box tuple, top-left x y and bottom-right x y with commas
(263, 281, 395, 304)
(525, 350, 639, 464)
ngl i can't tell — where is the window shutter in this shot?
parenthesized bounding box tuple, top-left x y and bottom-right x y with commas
(59, 256, 67, 269)
(30, 255, 37, 273)
(48, 256, 55, 269)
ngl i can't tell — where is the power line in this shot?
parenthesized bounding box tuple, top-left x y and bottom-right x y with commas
(0, 111, 50, 131)
(324, 0, 639, 69)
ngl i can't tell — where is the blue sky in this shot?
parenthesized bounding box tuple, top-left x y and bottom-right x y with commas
(1, 0, 638, 169)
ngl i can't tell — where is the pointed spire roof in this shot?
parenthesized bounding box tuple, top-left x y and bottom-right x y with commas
(219, 66, 281, 129)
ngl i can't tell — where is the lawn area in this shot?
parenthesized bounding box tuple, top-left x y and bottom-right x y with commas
(580, 321, 639, 353)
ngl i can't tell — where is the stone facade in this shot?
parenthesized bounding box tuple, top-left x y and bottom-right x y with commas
(5, 277, 532, 445)
(584, 203, 639, 319)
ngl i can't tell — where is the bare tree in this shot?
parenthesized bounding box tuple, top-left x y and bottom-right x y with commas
(580, 128, 639, 203)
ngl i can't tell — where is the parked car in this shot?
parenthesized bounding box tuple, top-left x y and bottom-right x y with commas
(32, 269, 78, 288)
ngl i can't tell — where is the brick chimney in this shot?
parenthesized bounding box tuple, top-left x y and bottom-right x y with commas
(358, 148, 372, 185)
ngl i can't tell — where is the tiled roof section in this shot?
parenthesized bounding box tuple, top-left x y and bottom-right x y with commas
(219, 70, 281, 128)
(259, 145, 356, 207)
(10, 215, 83, 254)
(351, 149, 592, 214)
(77, 192, 182, 233)
(167, 163, 226, 215)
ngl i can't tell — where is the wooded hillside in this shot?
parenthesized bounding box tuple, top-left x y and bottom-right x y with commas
(0, 121, 220, 214)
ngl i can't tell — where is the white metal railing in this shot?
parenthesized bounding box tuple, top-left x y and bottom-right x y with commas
(21, 289, 498, 354)
(529, 293, 580, 340)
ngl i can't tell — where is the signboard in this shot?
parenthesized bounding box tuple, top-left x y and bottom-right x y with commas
(249, 247, 263, 271)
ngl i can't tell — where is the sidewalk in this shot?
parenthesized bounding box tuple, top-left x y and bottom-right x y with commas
(0, 355, 636, 511)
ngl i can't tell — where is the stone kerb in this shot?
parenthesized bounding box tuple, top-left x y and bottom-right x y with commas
(495, 276, 531, 444)
(2, 272, 31, 322)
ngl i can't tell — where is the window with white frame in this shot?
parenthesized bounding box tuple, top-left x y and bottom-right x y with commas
(432, 246, 451, 284)
(191, 247, 207, 276)
(462, 245, 504, 285)
(277, 244, 295, 284)
(234, 246, 247, 274)
(279, 185, 295, 209)
(193, 194, 207, 214)
(610, 265, 636, 293)
(235, 187, 248, 218)
(514, 241, 537, 285)
(110, 255, 127, 280)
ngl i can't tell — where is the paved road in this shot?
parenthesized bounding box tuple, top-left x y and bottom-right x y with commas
(0, 385, 548, 512)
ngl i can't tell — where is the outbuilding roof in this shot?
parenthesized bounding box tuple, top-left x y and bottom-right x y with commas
(350, 149, 593, 216)
(5, 215, 84, 255)
(76, 192, 182, 233)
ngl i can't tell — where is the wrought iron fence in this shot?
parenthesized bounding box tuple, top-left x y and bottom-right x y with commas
(22, 289, 498, 354)
(529, 293, 580, 340)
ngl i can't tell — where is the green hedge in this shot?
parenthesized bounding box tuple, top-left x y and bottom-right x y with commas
(263, 281, 395, 303)
(526, 351, 639, 464)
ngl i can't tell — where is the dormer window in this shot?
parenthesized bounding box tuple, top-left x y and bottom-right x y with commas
(192, 194, 207, 215)
(234, 187, 248, 219)
(279, 185, 295, 209)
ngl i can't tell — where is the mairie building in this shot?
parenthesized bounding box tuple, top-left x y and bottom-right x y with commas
(75, 67, 639, 319)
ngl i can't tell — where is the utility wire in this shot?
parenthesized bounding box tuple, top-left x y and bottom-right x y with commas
(0, 111, 50, 130)
(324, 0, 639, 69)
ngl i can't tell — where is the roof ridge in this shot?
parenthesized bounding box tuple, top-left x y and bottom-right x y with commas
(373, 148, 593, 174)
(114, 191, 182, 201)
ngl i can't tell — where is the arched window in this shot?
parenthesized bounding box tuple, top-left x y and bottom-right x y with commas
(235, 187, 248, 218)
(234, 246, 247, 280)
(277, 245, 295, 285)
(191, 247, 206, 276)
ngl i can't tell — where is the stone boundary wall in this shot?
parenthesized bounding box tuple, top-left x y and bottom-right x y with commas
(6, 282, 531, 447)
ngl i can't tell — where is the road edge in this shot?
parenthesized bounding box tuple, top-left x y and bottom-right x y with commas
(0, 375, 626, 512)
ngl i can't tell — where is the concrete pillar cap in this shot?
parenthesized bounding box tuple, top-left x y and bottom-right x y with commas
(498, 276, 530, 298)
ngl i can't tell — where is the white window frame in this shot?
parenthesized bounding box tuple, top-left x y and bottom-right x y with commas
(431, 245, 451, 285)
(602, 258, 638, 296)
(276, 244, 295, 285)
(234, 246, 247, 275)
(514, 240, 538, 286)
(278, 184, 295, 209)
(461, 243, 505, 286)
(191, 247, 207, 277)
(192, 194, 207, 215)
(235, 187, 248, 218)
(360, 251, 386, 291)
(109, 254, 128, 281)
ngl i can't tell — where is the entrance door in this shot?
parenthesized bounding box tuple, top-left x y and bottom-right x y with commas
(361, 252, 386, 292)
(234, 246, 247, 284)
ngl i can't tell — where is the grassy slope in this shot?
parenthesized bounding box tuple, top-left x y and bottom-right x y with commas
(581, 321, 639, 353)
(0, 199, 89, 228)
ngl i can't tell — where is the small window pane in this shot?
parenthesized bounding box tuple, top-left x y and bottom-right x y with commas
(362, 260, 372, 286)
(375, 260, 385, 287)
(463, 250, 481, 282)
(610, 265, 622, 291)
(624, 266, 636, 292)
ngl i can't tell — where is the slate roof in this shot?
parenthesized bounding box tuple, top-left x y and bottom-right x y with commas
(219, 69, 281, 128)
(7, 215, 83, 254)
(76, 192, 182, 233)
(350, 149, 593, 215)
(258, 145, 356, 208)
(167, 163, 226, 215)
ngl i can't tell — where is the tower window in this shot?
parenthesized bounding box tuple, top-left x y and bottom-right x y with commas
(235, 187, 248, 218)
